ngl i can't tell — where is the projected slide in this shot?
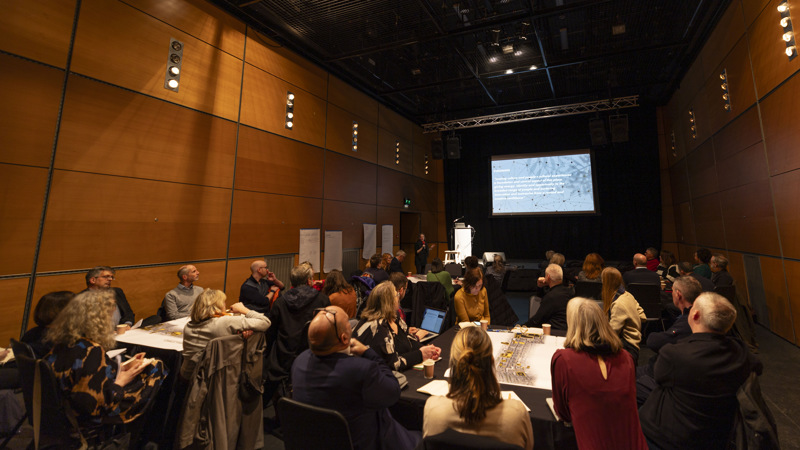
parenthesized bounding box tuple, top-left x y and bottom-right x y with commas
(491, 150, 597, 215)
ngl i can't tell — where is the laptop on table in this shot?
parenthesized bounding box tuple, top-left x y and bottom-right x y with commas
(416, 307, 447, 343)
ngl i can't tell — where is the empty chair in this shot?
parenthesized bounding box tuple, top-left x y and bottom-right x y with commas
(575, 281, 603, 300)
(277, 397, 353, 450)
(444, 263, 462, 278)
(625, 283, 664, 332)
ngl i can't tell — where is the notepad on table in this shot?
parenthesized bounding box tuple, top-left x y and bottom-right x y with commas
(416, 379, 449, 396)
(501, 391, 530, 411)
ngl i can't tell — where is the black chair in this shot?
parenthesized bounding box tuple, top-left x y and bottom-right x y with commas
(714, 285, 736, 303)
(409, 282, 450, 328)
(277, 397, 353, 450)
(626, 283, 664, 332)
(444, 263, 462, 278)
(2, 340, 32, 448)
(505, 269, 540, 292)
(417, 428, 523, 450)
(574, 281, 602, 300)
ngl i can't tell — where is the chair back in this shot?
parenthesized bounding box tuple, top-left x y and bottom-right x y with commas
(444, 263, 462, 278)
(33, 359, 84, 448)
(277, 397, 353, 450)
(714, 285, 736, 303)
(505, 269, 540, 292)
(409, 281, 449, 328)
(420, 428, 523, 450)
(10, 340, 35, 424)
(626, 283, 664, 331)
(574, 281, 602, 300)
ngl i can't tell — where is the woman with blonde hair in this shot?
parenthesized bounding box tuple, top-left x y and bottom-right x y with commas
(354, 281, 440, 371)
(551, 298, 646, 449)
(424, 327, 533, 449)
(45, 290, 166, 426)
(180, 288, 271, 379)
(601, 267, 646, 362)
(577, 253, 604, 282)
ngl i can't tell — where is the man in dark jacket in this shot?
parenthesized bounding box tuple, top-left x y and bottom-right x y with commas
(389, 250, 406, 274)
(83, 266, 135, 330)
(240, 259, 285, 315)
(524, 264, 573, 330)
(265, 263, 330, 397)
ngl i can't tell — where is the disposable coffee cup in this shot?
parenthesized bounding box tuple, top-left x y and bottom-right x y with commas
(408, 272, 412, 277)
(542, 324, 551, 336)
(116, 325, 127, 335)
(423, 359, 435, 379)
(480, 319, 488, 331)
(660, 279, 666, 290)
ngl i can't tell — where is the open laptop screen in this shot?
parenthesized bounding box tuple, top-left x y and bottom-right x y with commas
(419, 307, 447, 334)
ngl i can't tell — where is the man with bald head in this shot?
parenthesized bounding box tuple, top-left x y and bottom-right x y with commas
(640, 293, 761, 449)
(163, 264, 203, 320)
(623, 253, 661, 286)
(292, 306, 420, 450)
(239, 259, 285, 315)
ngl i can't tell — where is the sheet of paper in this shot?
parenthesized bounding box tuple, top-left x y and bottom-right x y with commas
(501, 390, 531, 411)
(106, 348, 127, 358)
(363, 224, 376, 259)
(417, 379, 450, 396)
(299, 228, 321, 271)
(381, 225, 393, 256)
(131, 318, 144, 330)
(115, 317, 190, 351)
(323, 230, 343, 272)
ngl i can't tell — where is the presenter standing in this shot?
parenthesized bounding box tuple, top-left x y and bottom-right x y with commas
(414, 233, 435, 275)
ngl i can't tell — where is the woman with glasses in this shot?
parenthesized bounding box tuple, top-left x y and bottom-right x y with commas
(423, 326, 533, 449)
(354, 281, 441, 371)
(551, 297, 647, 449)
(180, 289, 271, 379)
(454, 268, 490, 324)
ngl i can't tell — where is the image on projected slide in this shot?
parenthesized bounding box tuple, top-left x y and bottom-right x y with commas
(491, 151, 595, 215)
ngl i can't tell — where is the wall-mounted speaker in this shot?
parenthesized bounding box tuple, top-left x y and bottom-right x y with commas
(589, 118, 607, 146)
(446, 137, 461, 159)
(610, 115, 629, 143)
(431, 139, 443, 160)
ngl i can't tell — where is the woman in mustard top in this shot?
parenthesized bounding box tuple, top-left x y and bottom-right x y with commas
(454, 268, 490, 324)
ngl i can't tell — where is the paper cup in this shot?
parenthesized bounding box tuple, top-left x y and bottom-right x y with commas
(480, 319, 488, 331)
(408, 272, 412, 277)
(542, 324, 551, 335)
(116, 325, 127, 335)
(423, 359, 435, 379)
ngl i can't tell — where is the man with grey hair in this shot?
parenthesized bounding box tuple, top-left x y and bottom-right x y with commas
(524, 264, 573, 330)
(163, 265, 203, 320)
(264, 263, 330, 401)
(389, 250, 406, 274)
(710, 254, 733, 287)
(83, 266, 135, 329)
(623, 253, 661, 285)
(640, 292, 761, 449)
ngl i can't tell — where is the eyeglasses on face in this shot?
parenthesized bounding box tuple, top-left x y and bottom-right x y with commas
(314, 307, 339, 339)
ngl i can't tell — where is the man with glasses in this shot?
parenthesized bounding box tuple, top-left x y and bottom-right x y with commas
(240, 260, 285, 315)
(83, 266, 135, 330)
(292, 305, 420, 450)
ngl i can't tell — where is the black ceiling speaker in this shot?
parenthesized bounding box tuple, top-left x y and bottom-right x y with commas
(431, 139, 443, 160)
(610, 115, 629, 143)
(446, 136, 461, 159)
(589, 118, 607, 146)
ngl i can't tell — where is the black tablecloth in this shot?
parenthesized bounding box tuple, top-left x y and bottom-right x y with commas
(391, 326, 577, 450)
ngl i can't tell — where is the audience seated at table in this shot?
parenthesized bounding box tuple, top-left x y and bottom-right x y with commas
(524, 264, 571, 330)
(601, 267, 646, 363)
(423, 326, 533, 450)
(576, 253, 604, 283)
(453, 268, 490, 324)
(485, 254, 507, 284)
(321, 269, 358, 319)
(163, 265, 203, 321)
(550, 297, 647, 449)
(427, 258, 455, 299)
(82, 266, 136, 331)
(292, 305, 420, 450)
(180, 289, 271, 379)
(45, 290, 166, 431)
(354, 281, 440, 371)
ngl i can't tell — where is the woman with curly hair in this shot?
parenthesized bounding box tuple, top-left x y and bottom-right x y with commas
(423, 327, 533, 449)
(45, 290, 166, 427)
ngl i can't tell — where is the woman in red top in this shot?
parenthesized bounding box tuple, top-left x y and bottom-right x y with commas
(550, 297, 647, 450)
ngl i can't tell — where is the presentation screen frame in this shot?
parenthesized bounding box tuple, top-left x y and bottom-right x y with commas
(489, 149, 600, 217)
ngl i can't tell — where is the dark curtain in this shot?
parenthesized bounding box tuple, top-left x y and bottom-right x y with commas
(442, 105, 661, 261)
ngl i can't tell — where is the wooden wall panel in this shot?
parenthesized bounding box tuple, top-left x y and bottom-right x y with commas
(0, 55, 63, 168)
(692, 194, 726, 249)
(771, 169, 800, 259)
(698, 1, 746, 74)
(690, 86, 713, 146)
(719, 180, 780, 254)
(412, 140, 437, 182)
(759, 256, 796, 342)
(0, 165, 48, 276)
(677, 58, 707, 113)
(245, 32, 328, 100)
(378, 105, 413, 142)
(123, 0, 246, 58)
(420, 212, 439, 244)
(0, 278, 30, 346)
(72, 0, 243, 121)
(687, 140, 718, 198)
(377, 130, 413, 173)
(722, 37, 758, 114)
(38, 171, 231, 271)
(240, 64, 326, 148)
(726, 251, 749, 304)
(748, 0, 800, 97)
(716, 142, 769, 191)
(669, 159, 691, 203)
(712, 106, 762, 160)
(676, 201, 697, 244)
(0, 0, 75, 68)
(228, 190, 322, 257)
(323, 152, 377, 204)
(325, 104, 378, 162)
(327, 76, 379, 121)
(700, 73, 727, 137)
(760, 74, 800, 176)
(783, 259, 800, 345)
(235, 126, 324, 198)
(664, 99, 687, 164)
(376, 168, 437, 212)
(662, 204, 678, 243)
(742, 0, 771, 28)
(377, 206, 400, 247)
(223, 258, 253, 303)
(322, 200, 377, 249)
(57, 76, 237, 187)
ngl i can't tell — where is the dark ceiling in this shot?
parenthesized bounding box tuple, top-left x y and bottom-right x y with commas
(209, 0, 730, 126)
